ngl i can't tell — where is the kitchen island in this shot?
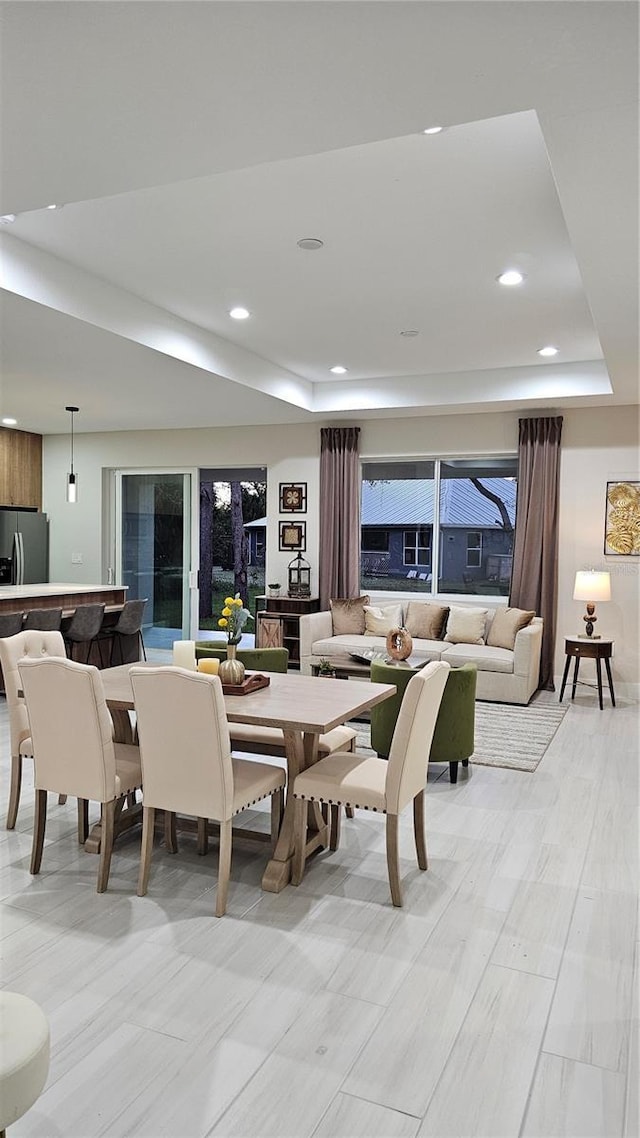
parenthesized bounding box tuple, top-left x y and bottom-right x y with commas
(0, 583, 127, 616)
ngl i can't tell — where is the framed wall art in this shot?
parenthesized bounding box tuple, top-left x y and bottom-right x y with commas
(279, 521, 306, 551)
(279, 482, 307, 513)
(604, 481, 640, 555)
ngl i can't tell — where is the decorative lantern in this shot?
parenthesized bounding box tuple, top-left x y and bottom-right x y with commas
(288, 552, 311, 598)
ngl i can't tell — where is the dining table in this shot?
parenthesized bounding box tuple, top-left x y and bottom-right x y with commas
(99, 663, 396, 892)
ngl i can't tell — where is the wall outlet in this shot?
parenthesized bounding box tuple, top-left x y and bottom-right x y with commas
(71, 552, 83, 564)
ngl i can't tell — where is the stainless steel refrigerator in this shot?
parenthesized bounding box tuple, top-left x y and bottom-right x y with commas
(0, 508, 49, 585)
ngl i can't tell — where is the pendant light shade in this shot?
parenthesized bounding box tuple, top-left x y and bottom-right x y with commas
(65, 405, 79, 503)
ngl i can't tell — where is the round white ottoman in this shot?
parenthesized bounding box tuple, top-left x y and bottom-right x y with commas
(0, 992, 50, 1135)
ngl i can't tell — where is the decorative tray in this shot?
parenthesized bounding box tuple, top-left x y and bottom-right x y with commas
(349, 650, 387, 665)
(221, 672, 270, 696)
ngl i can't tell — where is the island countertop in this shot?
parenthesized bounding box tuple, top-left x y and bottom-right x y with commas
(0, 583, 128, 614)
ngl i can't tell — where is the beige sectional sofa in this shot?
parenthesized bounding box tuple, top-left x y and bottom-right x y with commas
(299, 599, 543, 705)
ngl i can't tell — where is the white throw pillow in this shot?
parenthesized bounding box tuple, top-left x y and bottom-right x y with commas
(364, 604, 404, 636)
(444, 606, 488, 645)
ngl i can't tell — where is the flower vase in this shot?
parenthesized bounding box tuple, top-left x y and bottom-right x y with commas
(219, 644, 245, 685)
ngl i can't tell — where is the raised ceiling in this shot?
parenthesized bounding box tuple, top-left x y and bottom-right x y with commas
(0, 1, 637, 435)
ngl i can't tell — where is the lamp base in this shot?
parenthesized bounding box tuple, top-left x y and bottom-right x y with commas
(578, 633, 601, 639)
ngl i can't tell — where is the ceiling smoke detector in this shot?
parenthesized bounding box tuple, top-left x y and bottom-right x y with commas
(400, 330, 420, 337)
(297, 238, 324, 251)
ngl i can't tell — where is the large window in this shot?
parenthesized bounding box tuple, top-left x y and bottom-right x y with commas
(361, 457, 517, 597)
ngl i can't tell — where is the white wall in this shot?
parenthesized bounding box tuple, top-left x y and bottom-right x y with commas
(43, 405, 639, 690)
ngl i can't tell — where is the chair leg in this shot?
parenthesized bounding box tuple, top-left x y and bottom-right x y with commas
(386, 813, 403, 907)
(77, 798, 89, 844)
(270, 788, 284, 855)
(197, 817, 209, 856)
(215, 819, 233, 917)
(413, 791, 428, 871)
(140, 631, 147, 661)
(97, 800, 116, 892)
(329, 803, 342, 851)
(30, 789, 48, 874)
(6, 753, 22, 829)
(345, 805, 355, 819)
(449, 761, 458, 784)
(138, 806, 155, 896)
(291, 797, 308, 886)
(164, 810, 178, 853)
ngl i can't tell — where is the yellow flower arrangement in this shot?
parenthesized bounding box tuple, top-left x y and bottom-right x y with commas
(217, 592, 253, 645)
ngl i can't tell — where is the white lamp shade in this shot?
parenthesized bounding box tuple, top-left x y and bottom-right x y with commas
(573, 570, 611, 602)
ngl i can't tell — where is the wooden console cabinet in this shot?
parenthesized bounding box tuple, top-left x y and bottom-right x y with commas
(256, 596, 320, 668)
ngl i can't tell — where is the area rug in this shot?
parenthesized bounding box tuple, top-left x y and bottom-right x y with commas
(351, 698, 568, 773)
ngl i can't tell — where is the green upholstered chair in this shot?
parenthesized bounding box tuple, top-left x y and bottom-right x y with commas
(370, 661, 477, 784)
(195, 644, 289, 673)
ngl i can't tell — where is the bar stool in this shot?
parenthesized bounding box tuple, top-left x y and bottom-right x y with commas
(23, 608, 63, 632)
(0, 612, 24, 638)
(63, 603, 105, 664)
(100, 598, 148, 666)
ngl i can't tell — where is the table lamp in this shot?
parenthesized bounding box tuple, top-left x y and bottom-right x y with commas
(573, 570, 611, 638)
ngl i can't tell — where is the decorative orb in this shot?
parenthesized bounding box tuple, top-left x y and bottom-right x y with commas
(386, 627, 413, 661)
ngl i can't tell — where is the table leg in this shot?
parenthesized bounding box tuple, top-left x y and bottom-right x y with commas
(571, 656, 580, 699)
(559, 655, 571, 702)
(604, 657, 616, 707)
(596, 658, 604, 710)
(261, 729, 328, 893)
(84, 708, 140, 852)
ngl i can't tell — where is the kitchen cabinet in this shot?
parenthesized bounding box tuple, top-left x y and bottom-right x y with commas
(0, 428, 43, 509)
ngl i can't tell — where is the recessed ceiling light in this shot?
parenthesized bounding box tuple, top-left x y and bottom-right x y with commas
(46, 203, 59, 210)
(538, 345, 559, 357)
(400, 330, 420, 337)
(497, 270, 525, 286)
(2, 417, 17, 426)
(330, 365, 348, 374)
(297, 238, 324, 251)
(422, 126, 443, 135)
(0, 214, 16, 224)
(229, 306, 250, 320)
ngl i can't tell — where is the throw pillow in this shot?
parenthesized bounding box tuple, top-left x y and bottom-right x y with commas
(364, 603, 404, 636)
(486, 607, 536, 650)
(330, 595, 370, 635)
(444, 606, 488, 645)
(404, 602, 449, 641)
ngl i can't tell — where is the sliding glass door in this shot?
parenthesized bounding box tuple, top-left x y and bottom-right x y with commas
(111, 470, 197, 648)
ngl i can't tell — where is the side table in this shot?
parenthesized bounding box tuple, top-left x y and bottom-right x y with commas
(559, 637, 615, 710)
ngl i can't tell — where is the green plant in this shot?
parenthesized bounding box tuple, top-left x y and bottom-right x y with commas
(268, 582, 281, 590)
(318, 657, 336, 676)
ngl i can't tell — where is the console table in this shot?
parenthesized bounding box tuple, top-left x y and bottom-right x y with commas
(559, 636, 615, 710)
(255, 596, 320, 669)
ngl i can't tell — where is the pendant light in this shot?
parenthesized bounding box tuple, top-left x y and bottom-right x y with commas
(65, 405, 79, 503)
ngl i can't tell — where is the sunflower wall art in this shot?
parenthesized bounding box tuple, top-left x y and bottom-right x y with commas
(604, 481, 640, 555)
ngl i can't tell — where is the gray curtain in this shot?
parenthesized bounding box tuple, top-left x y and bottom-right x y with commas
(319, 427, 361, 609)
(510, 415, 563, 690)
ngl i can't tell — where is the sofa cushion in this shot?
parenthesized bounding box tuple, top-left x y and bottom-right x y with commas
(441, 643, 514, 673)
(404, 602, 449, 640)
(364, 603, 403, 636)
(486, 607, 536, 650)
(444, 605, 488, 645)
(330, 596, 370, 635)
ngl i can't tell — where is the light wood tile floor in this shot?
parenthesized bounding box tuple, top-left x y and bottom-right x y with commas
(1, 674, 637, 1138)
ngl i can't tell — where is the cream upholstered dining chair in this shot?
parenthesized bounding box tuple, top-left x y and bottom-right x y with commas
(0, 630, 68, 830)
(291, 660, 450, 907)
(130, 666, 286, 917)
(18, 656, 142, 892)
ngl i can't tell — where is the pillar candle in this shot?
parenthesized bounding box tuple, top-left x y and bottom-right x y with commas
(172, 640, 197, 670)
(197, 657, 220, 675)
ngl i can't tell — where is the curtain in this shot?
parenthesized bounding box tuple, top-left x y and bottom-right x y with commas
(318, 427, 361, 609)
(510, 416, 563, 690)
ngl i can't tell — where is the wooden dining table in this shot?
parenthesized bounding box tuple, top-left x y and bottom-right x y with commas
(99, 663, 396, 892)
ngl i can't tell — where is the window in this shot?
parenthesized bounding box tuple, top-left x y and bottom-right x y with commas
(361, 457, 517, 597)
(466, 531, 482, 567)
(362, 528, 389, 553)
(403, 528, 431, 566)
